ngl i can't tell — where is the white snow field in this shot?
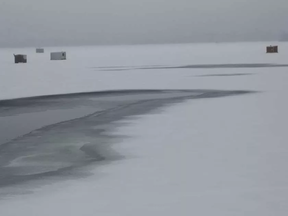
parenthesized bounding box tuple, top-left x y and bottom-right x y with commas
(1, 42, 288, 215)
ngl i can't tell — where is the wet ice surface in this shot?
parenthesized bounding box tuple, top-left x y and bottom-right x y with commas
(0, 89, 252, 191)
(0, 108, 97, 145)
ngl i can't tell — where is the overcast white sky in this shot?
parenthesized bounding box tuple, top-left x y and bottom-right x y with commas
(0, 0, 287, 47)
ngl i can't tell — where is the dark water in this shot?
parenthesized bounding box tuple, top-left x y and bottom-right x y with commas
(0, 89, 253, 192)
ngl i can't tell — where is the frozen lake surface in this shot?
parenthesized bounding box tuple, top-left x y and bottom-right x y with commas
(0, 42, 288, 215)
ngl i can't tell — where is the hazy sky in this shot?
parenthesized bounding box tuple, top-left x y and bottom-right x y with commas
(0, 0, 287, 47)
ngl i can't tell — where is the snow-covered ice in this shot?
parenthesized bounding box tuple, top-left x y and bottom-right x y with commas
(0, 42, 287, 99)
(0, 42, 288, 215)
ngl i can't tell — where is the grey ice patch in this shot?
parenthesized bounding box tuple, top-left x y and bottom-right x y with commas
(0, 89, 255, 193)
(93, 63, 288, 71)
(195, 73, 253, 77)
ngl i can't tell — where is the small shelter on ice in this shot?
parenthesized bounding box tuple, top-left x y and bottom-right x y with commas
(50, 52, 66, 60)
(14, 54, 27, 63)
(36, 48, 44, 53)
(266, 46, 278, 53)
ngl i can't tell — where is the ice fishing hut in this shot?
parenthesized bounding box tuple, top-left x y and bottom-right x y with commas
(50, 52, 66, 60)
(266, 46, 278, 53)
(14, 54, 27, 63)
(36, 48, 44, 53)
